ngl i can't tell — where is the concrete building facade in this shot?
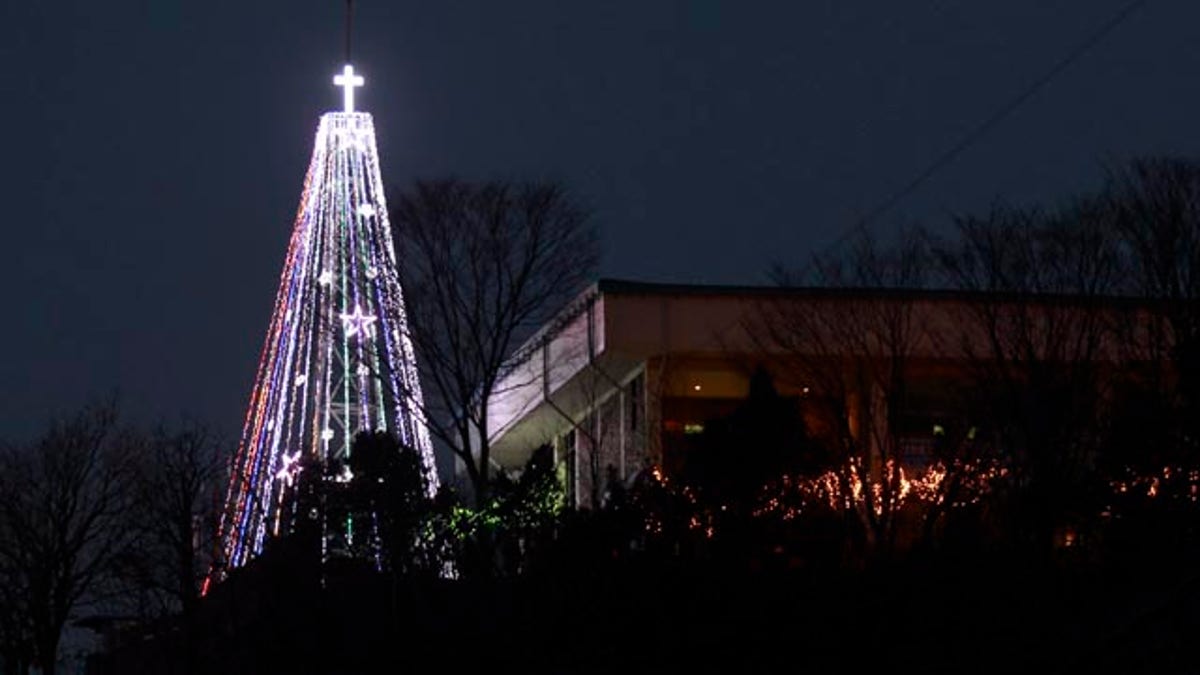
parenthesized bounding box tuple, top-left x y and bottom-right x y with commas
(479, 279, 1151, 508)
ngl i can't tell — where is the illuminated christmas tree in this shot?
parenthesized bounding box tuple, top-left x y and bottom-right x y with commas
(215, 63, 437, 574)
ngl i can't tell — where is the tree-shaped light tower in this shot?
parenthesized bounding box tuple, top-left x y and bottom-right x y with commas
(217, 64, 437, 572)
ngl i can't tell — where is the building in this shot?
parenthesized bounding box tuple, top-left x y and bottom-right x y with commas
(482, 279, 1154, 508)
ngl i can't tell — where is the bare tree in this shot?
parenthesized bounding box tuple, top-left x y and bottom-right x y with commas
(1105, 158, 1200, 450)
(0, 403, 134, 675)
(390, 178, 599, 507)
(754, 231, 934, 555)
(0, 523, 33, 675)
(116, 423, 225, 620)
(931, 201, 1122, 551)
(535, 353, 628, 512)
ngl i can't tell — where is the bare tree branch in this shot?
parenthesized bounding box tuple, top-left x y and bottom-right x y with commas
(388, 178, 599, 507)
(0, 402, 136, 675)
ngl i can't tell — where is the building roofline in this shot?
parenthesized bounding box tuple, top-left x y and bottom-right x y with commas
(595, 277, 1155, 308)
(499, 276, 1159, 374)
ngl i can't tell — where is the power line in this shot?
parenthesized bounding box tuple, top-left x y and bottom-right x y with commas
(808, 0, 1149, 271)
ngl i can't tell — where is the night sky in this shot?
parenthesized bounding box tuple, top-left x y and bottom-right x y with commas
(3, 0, 1198, 442)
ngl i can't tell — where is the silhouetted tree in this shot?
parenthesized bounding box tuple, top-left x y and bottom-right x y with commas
(0, 534, 33, 675)
(490, 444, 565, 574)
(389, 178, 599, 511)
(686, 366, 819, 504)
(426, 444, 567, 577)
(755, 230, 935, 556)
(566, 360, 631, 511)
(1106, 158, 1200, 459)
(342, 431, 440, 576)
(932, 202, 1121, 553)
(116, 423, 225, 620)
(0, 403, 134, 675)
(1090, 158, 1200, 554)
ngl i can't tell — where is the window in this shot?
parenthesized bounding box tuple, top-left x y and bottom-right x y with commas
(629, 373, 643, 431)
(562, 429, 576, 506)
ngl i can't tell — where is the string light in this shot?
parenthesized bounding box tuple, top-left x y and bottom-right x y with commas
(340, 304, 377, 339)
(215, 81, 438, 572)
(275, 451, 303, 487)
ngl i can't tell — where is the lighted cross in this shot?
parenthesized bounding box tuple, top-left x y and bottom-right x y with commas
(333, 64, 365, 112)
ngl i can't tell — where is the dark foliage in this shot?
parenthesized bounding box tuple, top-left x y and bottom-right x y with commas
(684, 367, 825, 505)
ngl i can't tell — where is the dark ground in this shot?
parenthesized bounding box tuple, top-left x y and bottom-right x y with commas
(90, 545, 1199, 674)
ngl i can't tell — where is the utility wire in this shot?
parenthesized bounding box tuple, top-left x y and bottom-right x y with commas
(806, 0, 1149, 273)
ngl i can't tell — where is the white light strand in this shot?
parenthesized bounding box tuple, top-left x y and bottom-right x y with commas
(217, 112, 440, 574)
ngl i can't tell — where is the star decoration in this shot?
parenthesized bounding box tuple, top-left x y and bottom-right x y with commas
(276, 451, 303, 487)
(340, 305, 377, 339)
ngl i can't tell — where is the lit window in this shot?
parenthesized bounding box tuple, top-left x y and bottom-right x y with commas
(684, 423, 705, 435)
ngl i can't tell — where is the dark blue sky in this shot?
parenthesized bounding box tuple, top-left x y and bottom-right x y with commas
(2, 0, 1197, 440)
